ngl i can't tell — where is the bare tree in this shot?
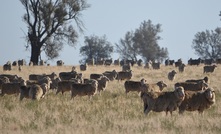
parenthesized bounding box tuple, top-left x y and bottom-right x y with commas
(20, 0, 90, 65)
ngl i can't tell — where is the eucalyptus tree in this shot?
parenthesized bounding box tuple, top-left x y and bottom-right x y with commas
(20, 0, 90, 65)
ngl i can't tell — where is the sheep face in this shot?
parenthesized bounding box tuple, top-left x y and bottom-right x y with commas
(157, 81, 167, 91)
(205, 88, 215, 103)
(175, 86, 185, 101)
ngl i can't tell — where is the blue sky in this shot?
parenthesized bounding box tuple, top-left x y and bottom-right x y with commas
(0, 0, 220, 65)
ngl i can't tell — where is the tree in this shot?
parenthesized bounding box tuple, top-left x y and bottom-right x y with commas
(192, 28, 221, 59)
(133, 20, 168, 62)
(79, 35, 113, 63)
(115, 20, 168, 63)
(20, 0, 90, 65)
(115, 31, 139, 61)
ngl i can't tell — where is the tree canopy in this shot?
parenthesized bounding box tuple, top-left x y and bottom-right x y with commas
(192, 28, 221, 59)
(115, 20, 168, 63)
(79, 35, 113, 63)
(20, 0, 90, 65)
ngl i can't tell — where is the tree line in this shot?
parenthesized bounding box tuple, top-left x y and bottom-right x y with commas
(20, 0, 221, 65)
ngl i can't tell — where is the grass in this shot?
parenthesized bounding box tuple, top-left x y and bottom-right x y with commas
(0, 64, 221, 134)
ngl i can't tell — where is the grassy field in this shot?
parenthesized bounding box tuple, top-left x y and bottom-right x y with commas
(0, 64, 220, 134)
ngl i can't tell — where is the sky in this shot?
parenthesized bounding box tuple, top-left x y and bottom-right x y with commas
(0, 0, 221, 66)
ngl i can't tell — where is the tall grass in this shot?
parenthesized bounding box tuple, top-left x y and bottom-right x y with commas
(0, 64, 220, 134)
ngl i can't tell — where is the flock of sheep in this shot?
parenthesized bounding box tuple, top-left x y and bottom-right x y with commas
(0, 58, 218, 116)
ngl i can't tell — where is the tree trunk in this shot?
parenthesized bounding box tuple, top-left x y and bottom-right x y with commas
(30, 45, 41, 65)
(29, 33, 42, 65)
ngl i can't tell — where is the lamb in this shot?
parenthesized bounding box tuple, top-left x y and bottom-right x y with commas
(71, 79, 98, 100)
(174, 81, 208, 91)
(144, 81, 167, 92)
(203, 65, 217, 73)
(185, 76, 209, 84)
(140, 86, 185, 115)
(179, 88, 215, 114)
(116, 70, 132, 81)
(124, 78, 147, 94)
(168, 70, 177, 81)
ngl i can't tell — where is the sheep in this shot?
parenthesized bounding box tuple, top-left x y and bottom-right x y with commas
(203, 65, 217, 73)
(114, 59, 120, 66)
(174, 81, 208, 91)
(59, 71, 78, 81)
(124, 78, 147, 94)
(122, 64, 131, 71)
(0, 77, 10, 89)
(116, 70, 132, 81)
(188, 58, 201, 66)
(80, 64, 87, 71)
(19, 85, 31, 101)
(18, 59, 26, 66)
(185, 76, 209, 84)
(96, 76, 110, 94)
(168, 70, 177, 81)
(178, 63, 186, 73)
(57, 60, 64, 66)
(144, 81, 167, 92)
(179, 88, 215, 114)
(71, 79, 98, 100)
(90, 73, 104, 80)
(56, 81, 74, 95)
(29, 84, 44, 100)
(102, 70, 118, 81)
(1, 79, 26, 96)
(152, 62, 160, 69)
(140, 86, 185, 115)
(3, 63, 12, 71)
(144, 61, 152, 69)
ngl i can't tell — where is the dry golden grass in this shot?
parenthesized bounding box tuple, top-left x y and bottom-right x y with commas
(0, 64, 221, 134)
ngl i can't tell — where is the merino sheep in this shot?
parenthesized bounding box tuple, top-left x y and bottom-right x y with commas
(19, 85, 31, 100)
(80, 64, 87, 71)
(178, 63, 186, 73)
(29, 84, 44, 100)
(140, 86, 185, 115)
(56, 81, 75, 95)
(71, 79, 98, 100)
(152, 62, 161, 69)
(185, 76, 209, 84)
(174, 81, 208, 91)
(179, 88, 215, 114)
(3, 62, 12, 71)
(203, 65, 217, 73)
(90, 73, 104, 80)
(59, 71, 78, 81)
(116, 70, 132, 81)
(144, 81, 167, 92)
(168, 70, 177, 81)
(97, 76, 110, 94)
(57, 60, 64, 66)
(1, 79, 26, 96)
(102, 70, 118, 81)
(122, 64, 131, 71)
(124, 78, 147, 94)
